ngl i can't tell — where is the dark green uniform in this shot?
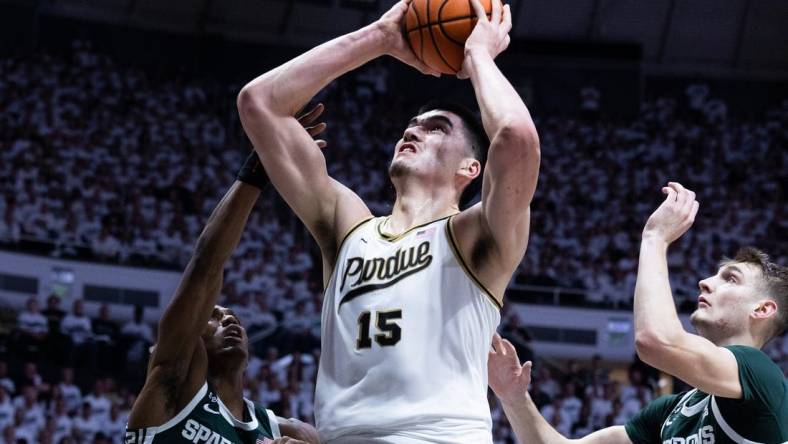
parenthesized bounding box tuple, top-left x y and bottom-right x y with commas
(125, 382, 280, 444)
(625, 346, 787, 444)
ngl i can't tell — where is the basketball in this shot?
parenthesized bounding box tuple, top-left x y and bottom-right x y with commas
(405, 0, 493, 75)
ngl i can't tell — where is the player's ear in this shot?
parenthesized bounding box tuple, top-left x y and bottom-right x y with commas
(458, 157, 481, 180)
(752, 299, 778, 320)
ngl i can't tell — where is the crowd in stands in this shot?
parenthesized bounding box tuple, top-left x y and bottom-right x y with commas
(1, 40, 786, 312)
(0, 40, 786, 443)
(17, 293, 784, 444)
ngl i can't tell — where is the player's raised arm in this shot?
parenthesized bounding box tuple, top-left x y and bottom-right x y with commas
(633, 182, 742, 398)
(236, 1, 437, 263)
(488, 334, 632, 444)
(451, 0, 540, 299)
(128, 177, 262, 427)
(130, 109, 329, 427)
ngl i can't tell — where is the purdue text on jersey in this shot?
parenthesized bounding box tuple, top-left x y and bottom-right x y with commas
(339, 240, 432, 308)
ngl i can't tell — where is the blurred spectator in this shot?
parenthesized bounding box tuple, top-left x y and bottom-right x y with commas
(42, 294, 66, 335)
(57, 367, 82, 414)
(12, 385, 44, 436)
(92, 304, 120, 375)
(50, 397, 73, 443)
(91, 227, 122, 261)
(105, 403, 126, 443)
(0, 386, 12, 432)
(17, 362, 46, 394)
(15, 297, 48, 360)
(120, 305, 153, 380)
(83, 380, 111, 424)
(0, 362, 13, 395)
(60, 299, 94, 371)
(72, 402, 100, 443)
(559, 381, 583, 425)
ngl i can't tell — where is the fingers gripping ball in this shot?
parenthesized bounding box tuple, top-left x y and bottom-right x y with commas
(405, 0, 493, 75)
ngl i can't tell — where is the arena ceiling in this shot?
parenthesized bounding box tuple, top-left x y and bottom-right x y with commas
(15, 0, 788, 77)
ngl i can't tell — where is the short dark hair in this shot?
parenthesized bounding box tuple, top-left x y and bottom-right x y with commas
(417, 100, 489, 209)
(722, 247, 788, 340)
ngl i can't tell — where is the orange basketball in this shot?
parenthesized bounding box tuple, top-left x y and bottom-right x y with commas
(404, 0, 493, 75)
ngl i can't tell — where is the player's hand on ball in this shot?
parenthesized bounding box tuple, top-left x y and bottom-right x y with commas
(488, 333, 532, 405)
(457, 0, 511, 79)
(643, 182, 700, 245)
(297, 103, 328, 149)
(375, 0, 442, 77)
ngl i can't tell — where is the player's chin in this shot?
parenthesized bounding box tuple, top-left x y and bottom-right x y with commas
(220, 343, 249, 359)
(389, 158, 414, 178)
(689, 309, 707, 327)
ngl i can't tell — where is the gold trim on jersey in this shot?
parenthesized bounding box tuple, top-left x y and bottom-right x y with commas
(375, 214, 457, 242)
(324, 216, 375, 292)
(445, 216, 503, 309)
(337, 216, 375, 257)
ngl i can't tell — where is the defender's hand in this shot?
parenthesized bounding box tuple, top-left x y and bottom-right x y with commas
(375, 0, 442, 77)
(643, 182, 700, 245)
(488, 333, 532, 406)
(277, 416, 320, 444)
(271, 438, 308, 444)
(297, 103, 328, 149)
(457, 0, 511, 79)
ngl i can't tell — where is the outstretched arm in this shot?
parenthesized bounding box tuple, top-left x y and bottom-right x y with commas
(488, 334, 632, 444)
(129, 179, 261, 428)
(634, 182, 741, 398)
(452, 0, 540, 300)
(130, 113, 326, 428)
(237, 2, 435, 265)
(151, 181, 262, 371)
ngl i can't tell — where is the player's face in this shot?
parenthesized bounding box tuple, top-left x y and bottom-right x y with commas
(390, 110, 473, 181)
(690, 263, 763, 342)
(202, 305, 248, 363)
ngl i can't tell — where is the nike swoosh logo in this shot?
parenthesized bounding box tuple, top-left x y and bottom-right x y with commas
(203, 403, 220, 415)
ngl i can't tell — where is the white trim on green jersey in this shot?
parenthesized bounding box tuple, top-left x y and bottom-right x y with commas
(711, 396, 764, 444)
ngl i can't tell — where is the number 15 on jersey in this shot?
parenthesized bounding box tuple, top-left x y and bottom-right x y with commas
(356, 309, 402, 349)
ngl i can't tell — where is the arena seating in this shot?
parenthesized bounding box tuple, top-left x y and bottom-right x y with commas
(0, 40, 786, 443)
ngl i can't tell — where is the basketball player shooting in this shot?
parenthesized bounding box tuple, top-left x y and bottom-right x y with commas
(124, 110, 326, 444)
(237, 0, 539, 442)
(487, 183, 787, 443)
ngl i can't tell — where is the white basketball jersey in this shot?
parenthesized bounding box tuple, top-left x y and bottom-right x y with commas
(315, 215, 501, 444)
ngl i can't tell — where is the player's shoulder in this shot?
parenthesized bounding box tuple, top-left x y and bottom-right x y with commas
(722, 344, 786, 414)
(723, 345, 783, 379)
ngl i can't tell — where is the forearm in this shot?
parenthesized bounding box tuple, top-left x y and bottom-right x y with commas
(465, 48, 536, 137)
(634, 235, 685, 345)
(239, 24, 387, 117)
(191, 181, 260, 271)
(501, 394, 572, 444)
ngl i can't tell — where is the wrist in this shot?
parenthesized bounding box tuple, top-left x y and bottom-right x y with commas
(462, 46, 493, 76)
(368, 21, 398, 56)
(499, 389, 530, 409)
(464, 46, 493, 62)
(237, 151, 270, 190)
(641, 232, 669, 249)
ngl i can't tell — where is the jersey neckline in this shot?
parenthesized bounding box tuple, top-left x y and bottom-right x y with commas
(376, 213, 458, 242)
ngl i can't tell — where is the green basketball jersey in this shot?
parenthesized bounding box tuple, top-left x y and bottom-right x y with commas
(625, 345, 787, 444)
(125, 382, 280, 444)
